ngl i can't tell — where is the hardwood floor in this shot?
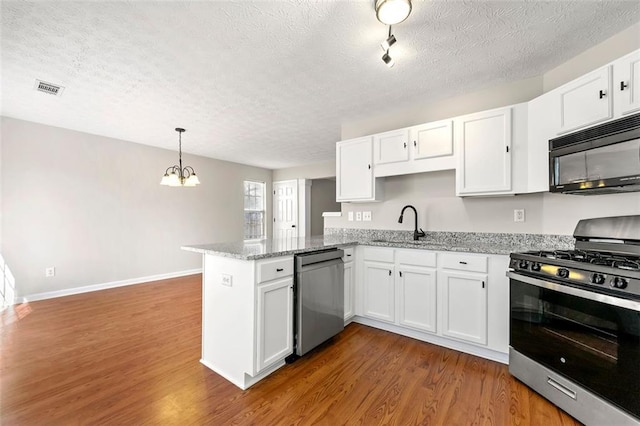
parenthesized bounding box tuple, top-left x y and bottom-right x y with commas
(1, 274, 581, 425)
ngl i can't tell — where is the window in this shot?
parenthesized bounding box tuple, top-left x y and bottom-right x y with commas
(244, 181, 266, 240)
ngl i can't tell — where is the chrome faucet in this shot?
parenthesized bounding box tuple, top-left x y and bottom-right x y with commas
(398, 205, 425, 241)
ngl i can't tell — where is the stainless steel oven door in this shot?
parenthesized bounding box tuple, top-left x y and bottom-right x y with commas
(508, 272, 640, 419)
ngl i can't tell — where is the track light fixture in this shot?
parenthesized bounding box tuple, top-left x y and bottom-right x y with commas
(382, 50, 394, 68)
(381, 26, 396, 50)
(375, 0, 412, 25)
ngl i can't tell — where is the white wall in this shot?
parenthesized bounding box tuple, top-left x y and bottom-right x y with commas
(1, 117, 272, 298)
(273, 160, 335, 181)
(323, 171, 640, 236)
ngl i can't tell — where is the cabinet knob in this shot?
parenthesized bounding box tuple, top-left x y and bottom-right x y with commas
(599, 90, 606, 99)
(413, 140, 417, 147)
(403, 142, 407, 148)
(621, 81, 629, 91)
(388, 270, 392, 276)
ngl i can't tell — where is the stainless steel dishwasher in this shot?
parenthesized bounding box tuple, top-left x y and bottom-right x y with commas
(292, 248, 344, 357)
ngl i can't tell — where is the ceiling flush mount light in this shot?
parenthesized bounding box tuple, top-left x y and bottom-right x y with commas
(375, 0, 412, 25)
(160, 128, 200, 187)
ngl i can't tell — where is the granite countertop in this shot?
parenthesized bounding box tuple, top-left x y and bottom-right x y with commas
(182, 230, 574, 260)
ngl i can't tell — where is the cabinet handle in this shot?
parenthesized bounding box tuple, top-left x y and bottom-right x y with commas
(413, 140, 417, 147)
(621, 81, 629, 91)
(459, 261, 468, 265)
(399, 271, 403, 277)
(482, 281, 485, 288)
(599, 90, 606, 99)
(291, 225, 296, 228)
(346, 254, 352, 257)
(368, 164, 371, 170)
(276, 268, 284, 272)
(506, 146, 509, 153)
(388, 270, 392, 276)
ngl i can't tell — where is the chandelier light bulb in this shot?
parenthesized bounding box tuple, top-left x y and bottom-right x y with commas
(381, 34, 396, 51)
(160, 128, 201, 187)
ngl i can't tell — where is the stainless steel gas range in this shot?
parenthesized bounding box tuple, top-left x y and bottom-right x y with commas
(507, 215, 640, 426)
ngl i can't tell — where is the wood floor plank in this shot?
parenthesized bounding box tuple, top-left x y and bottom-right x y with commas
(1, 274, 583, 425)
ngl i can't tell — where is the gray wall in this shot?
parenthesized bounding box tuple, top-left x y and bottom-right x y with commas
(310, 179, 339, 236)
(324, 22, 640, 236)
(1, 117, 272, 298)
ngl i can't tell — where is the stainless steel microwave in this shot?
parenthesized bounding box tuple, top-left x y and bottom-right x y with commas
(549, 113, 640, 194)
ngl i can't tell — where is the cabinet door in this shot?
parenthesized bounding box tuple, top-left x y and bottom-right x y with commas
(527, 92, 557, 193)
(558, 66, 612, 134)
(374, 129, 410, 165)
(613, 50, 640, 116)
(363, 261, 395, 322)
(344, 262, 355, 320)
(398, 266, 437, 333)
(456, 107, 512, 195)
(256, 277, 293, 372)
(439, 270, 487, 345)
(336, 137, 374, 201)
(411, 120, 453, 160)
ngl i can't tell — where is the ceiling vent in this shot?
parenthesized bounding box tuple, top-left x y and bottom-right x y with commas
(34, 79, 65, 96)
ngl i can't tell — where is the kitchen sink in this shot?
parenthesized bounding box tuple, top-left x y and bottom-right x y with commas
(370, 239, 445, 246)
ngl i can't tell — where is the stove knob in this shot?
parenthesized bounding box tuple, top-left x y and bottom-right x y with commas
(591, 274, 605, 285)
(612, 277, 628, 289)
(531, 262, 541, 272)
(557, 268, 570, 279)
(518, 260, 529, 269)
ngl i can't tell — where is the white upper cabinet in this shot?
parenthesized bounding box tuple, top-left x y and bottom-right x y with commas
(412, 120, 454, 161)
(455, 107, 512, 196)
(613, 50, 640, 116)
(526, 91, 558, 193)
(336, 136, 384, 202)
(557, 66, 613, 134)
(374, 128, 410, 165)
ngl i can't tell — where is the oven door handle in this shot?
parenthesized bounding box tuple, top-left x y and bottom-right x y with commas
(506, 271, 640, 312)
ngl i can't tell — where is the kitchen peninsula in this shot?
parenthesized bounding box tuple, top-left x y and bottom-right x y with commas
(183, 230, 572, 389)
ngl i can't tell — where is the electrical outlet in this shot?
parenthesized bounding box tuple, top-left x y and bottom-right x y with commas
(355, 212, 362, 221)
(348, 211, 354, 221)
(45, 267, 55, 277)
(363, 211, 372, 221)
(514, 209, 525, 222)
(220, 273, 232, 287)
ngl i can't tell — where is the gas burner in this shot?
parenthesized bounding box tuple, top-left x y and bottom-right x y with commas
(613, 259, 640, 271)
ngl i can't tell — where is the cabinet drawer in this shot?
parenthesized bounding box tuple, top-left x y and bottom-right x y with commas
(362, 247, 394, 263)
(257, 257, 293, 283)
(342, 247, 355, 263)
(397, 249, 436, 268)
(440, 253, 488, 273)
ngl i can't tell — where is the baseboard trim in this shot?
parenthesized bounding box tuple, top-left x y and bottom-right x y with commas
(16, 269, 202, 304)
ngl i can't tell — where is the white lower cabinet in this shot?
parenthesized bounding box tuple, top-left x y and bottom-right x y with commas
(362, 260, 395, 322)
(357, 246, 508, 363)
(438, 270, 488, 345)
(343, 250, 355, 320)
(398, 266, 437, 333)
(256, 277, 293, 372)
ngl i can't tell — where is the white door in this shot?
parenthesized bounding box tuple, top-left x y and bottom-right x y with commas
(336, 137, 374, 201)
(456, 107, 512, 195)
(256, 277, 293, 372)
(439, 270, 487, 345)
(362, 261, 395, 323)
(557, 66, 612, 134)
(398, 266, 437, 333)
(411, 120, 453, 160)
(273, 180, 298, 240)
(374, 128, 410, 165)
(613, 50, 640, 116)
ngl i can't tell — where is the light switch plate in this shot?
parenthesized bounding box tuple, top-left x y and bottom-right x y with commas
(363, 211, 372, 221)
(348, 211, 354, 221)
(220, 273, 233, 287)
(355, 212, 362, 221)
(514, 209, 525, 222)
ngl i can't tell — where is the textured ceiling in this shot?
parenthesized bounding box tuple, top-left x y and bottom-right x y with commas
(1, 1, 639, 169)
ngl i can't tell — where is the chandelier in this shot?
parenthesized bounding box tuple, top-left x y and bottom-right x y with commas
(160, 127, 201, 187)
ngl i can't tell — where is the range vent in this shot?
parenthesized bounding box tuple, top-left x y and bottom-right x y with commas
(34, 79, 64, 96)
